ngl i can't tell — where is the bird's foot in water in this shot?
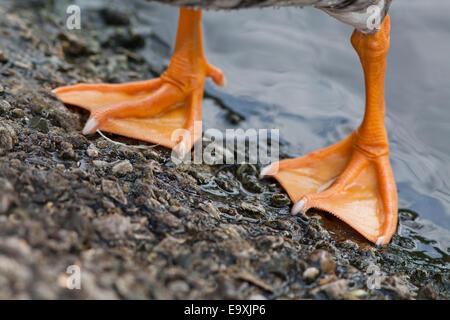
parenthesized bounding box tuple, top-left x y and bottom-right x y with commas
(261, 15, 397, 245)
(53, 8, 224, 155)
(261, 131, 397, 246)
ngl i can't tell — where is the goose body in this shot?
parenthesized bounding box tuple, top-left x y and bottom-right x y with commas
(154, 0, 392, 33)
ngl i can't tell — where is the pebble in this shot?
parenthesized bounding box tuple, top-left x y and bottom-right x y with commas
(311, 279, 348, 299)
(347, 289, 369, 300)
(168, 281, 190, 297)
(29, 116, 49, 133)
(0, 50, 8, 63)
(93, 160, 109, 169)
(200, 202, 221, 220)
(13, 61, 31, 70)
(309, 249, 336, 274)
(96, 139, 109, 149)
(58, 141, 75, 160)
(59, 32, 90, 57)
(0, 178, 16, 215)
(93, 214, 131, 241)
(11, 108, 25, 118)
(101, 179, 127, 205)
(249, 294, 267, 300)
(159, 212, 182, 229)
(112, 160, 133, 176)
(271, 193, 291, 206)
(86, 144, 99, 158)
(417, 284, 438, 300)
(0, 120, 18, 151)
(102, 198, 116, 210)
(303, 267, 320, 282)
(0, 100, 11, 113)
(240, 201, 265, 215)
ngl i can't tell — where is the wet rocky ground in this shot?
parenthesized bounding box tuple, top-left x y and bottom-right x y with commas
(0, 1, 448, 299)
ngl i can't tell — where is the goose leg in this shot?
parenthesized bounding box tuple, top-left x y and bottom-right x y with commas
(261, 15, 397, 245)
(53, 8, 224, 154)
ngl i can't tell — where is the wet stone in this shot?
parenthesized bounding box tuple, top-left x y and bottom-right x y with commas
(29, 116, 49, 133)
(63, 208, 90, 240)
(0, 100, 11, 113)
(249, 294, 267, 300)
(158, 212, 182, 229)
(102, 198, 116, 210)
(96, 140, 109, 149)
(93, 160, 109, 169)
(240, 202, 265, 215)
(58, 141, 75, 160)
(381, 275, 413, 299)
(168, 280, 189, 296)
(303, 267, 320, 283)
(417, 284, 438, 300)
(11, 108, 24, 118)
(347, 289, 368, 300)
(103, 29, 145, 50)
(101, 179, 127, 205)
(0, 50, 8, 63)
(311, 279, 348, 299)
(0, 178, 16, 215)
(58, 32, 93, 57)
(199, 202, 221, 220)
(271, 193, 290, 206)
(86, 144, 99, 158)
(93, 214, 132, 241)
(255, 235, 284, 250)
(0, 120, 17, 151)
(309, 250, 336, 274)
(112, 160, 133, 176)
(215, 173, 240, 193)
(241, 174, 263, 193)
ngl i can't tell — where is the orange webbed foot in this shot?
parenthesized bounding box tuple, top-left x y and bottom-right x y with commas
(262, 16, 397, 245)
(53, 8, 224, 155)
(261, 132, 397, 245)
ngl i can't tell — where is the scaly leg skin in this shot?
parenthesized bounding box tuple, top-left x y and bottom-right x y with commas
(261, 16, 397, 246)
(53, 8, 225, 155)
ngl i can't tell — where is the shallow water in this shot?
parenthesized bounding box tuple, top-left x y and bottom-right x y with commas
(4, 0, 449, 271)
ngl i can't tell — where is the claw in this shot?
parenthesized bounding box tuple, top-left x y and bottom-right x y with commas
(259, 163, 277, 178)
(376, 236, 386, 246)
(172, 139, 188, 160)
(82, 117, 99, 135)
(291, 198, 307, 215)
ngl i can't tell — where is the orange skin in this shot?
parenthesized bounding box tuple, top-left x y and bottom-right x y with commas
(262, 16, 397, 245)
(53, 9, 397, 245)
(53, 8, 224, 154)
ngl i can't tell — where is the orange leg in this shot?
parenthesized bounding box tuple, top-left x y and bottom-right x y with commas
(53, 8, 225, 155)
(261, 16, 397, 246)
